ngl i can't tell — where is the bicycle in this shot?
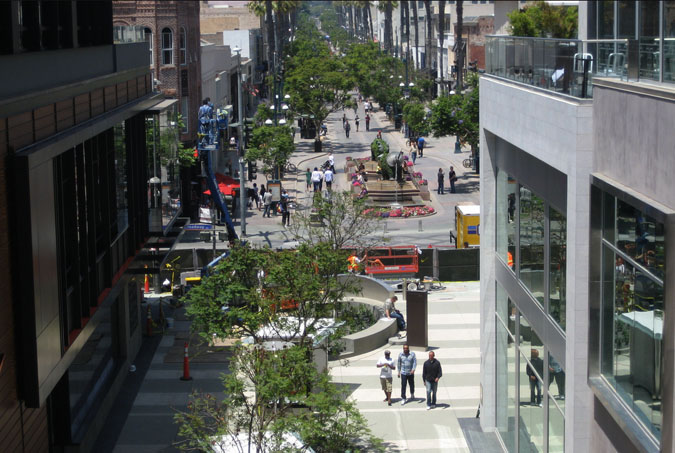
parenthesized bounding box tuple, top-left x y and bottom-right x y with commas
(463, 157, 475, 169)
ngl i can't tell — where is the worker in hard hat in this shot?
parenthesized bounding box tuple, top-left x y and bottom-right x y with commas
(347, 253, 361, 273)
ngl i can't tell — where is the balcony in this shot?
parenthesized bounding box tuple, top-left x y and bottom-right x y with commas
(484, 36, 667, 99)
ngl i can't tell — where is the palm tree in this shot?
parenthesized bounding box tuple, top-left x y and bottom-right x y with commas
(403, 0, 410, 65)
(248, 1, 275, 78)
(456, 0, 464, 93)
(412, 0, 419, 70)
(424, 0, 432, 71)
(377, 1, 398, 54)
(438, 1, 445, 95)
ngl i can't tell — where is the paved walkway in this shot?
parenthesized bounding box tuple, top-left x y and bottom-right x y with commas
(329, 281, 498, 452)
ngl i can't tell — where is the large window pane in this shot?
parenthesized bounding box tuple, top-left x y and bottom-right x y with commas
(497, 319, 517, 452)
(497, 168, 517, 270)
(597, 1, 615, 39)
(601, 243, 663, 439)
(519, 187, 545, 304)
(613, 198, 665, 279)
(549, 207, 566, 331)
(519, 349, 544, 452)
(113, 122, 128, 235)
(519, 314, 543, 358)
(548, 399, 565, 453)
(639, 1, 660, 80)
(618, 1, 636, 38)
(665, 2, 675, 82)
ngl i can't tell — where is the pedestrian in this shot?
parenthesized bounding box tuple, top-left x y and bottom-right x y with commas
(318, 168, 325, 192)
(548, 354, 565, 400)
(328, 154, 335, 173)
(376, 350, 396, 406)
(324, 167, 334, 191)
(355, 114, 360, 132)
(345, 121, 351, 138)
(377, 130, 382, 140)
(417, 136, 425, 157)
(384, 295, 405, 330)
(305, 168, 312, 191)
(449, 166, 457, 193)
(437, 168, 445, 194)
(258, 184, 266, 211)
(280, 189, 290, 227)
(262, 190, 273, 217)
(527, 349, 544, 407)
(342, 113, 347, 130)
(365, 113, 370, 131)
(311, 167, 323, 192)
(398, 344, 417, 405)
(252, 183, 260, 209)
(422, 350, 443, 410)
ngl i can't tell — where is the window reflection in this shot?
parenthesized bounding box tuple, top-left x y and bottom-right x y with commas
(113, 122, 128, 235)
(547, 352, 565, 409)
(497, 168, 517, 270)
(548, 399, 565, 453)
(665, 2, 675, 82)
(520, 349, 544, 452)
(497, 319, 517, 452)
(599, 191, 664, 440)
(519, 187, 545, 304)
(549, 207, 566, 330)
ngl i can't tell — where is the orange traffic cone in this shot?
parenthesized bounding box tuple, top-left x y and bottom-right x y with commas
(180, 342, 193, 381)
(144, 265, 150, 293)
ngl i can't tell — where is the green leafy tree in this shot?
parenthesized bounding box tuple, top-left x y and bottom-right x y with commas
(508, 1, 578, 38)
(175, 344, 383, 452)
(430, 73, 480, 151)
(245, 125, 295, 180)
(402, 102, 430, 136)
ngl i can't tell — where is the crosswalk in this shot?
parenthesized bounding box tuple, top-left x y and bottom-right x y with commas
(328, 281, 483, 452)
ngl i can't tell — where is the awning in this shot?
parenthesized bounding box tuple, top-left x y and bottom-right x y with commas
(145, 98, 178, 113)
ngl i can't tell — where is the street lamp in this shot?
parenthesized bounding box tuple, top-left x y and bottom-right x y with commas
(265, 118, 273, 125)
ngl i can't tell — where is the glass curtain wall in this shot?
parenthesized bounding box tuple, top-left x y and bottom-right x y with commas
(519, 187, 545, 305)
(497, 168, 517, 270)
(549, 208, 566, 330)
(598, 191, 665, 440)
(665, 2, 675, 82)
(496, 284, 565, 453)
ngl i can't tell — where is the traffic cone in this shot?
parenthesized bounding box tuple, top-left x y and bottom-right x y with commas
(146, 305, 152, 337)
(180, 342, 193, 381)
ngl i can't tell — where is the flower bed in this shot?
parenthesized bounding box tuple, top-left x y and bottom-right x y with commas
(363, 205, 436, 218)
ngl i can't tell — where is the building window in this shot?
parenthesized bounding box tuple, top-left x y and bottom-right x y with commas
(161, 27, 173, 65)
(593, 184, 665, 441)
(495, 312, 516, 452)
(496, 168, 517, 271)
(113, 123, 128, 234)
(663, 1, 675, 81)
(179, 27, 186, 65)
(181, 97, 188, 134)
(145, 27, 153, 66)
(519, 186, 545, 305)
(549, 207, 566, 330)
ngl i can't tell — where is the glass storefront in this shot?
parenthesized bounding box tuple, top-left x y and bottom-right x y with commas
(519, 348, 544, 452)
(595, 187, 665, 441)
(519, 187, 545, 305)
(497, 316, 517, 452)
(548, 398, 565, 453)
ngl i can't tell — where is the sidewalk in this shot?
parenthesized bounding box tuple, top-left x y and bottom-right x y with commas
(329, 281, 500, 452)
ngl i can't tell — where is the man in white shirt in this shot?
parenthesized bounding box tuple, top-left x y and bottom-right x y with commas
(376, 350, 396, 406)
(324, 168, 334, 191)
(311, 167, 323, 192)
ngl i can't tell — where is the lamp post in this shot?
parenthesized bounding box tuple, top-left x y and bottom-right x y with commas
(234, 46, 246, 237)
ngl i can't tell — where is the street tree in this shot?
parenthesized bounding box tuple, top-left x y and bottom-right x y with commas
(288, 191, 385, 251)
(429, 73, 480, 151)
(245, 124, 295, 180)
(402, 102, 430, 137)
(411, 0, 420, 70)
(175, 343, 384, 452)
(508, 1, 578, 39)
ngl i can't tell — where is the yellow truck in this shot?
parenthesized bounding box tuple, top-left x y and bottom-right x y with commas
(455, 204, 480, 248)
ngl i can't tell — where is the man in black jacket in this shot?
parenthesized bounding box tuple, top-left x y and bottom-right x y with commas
(527, 349, 544, 406)
(422, 351, 443, 410)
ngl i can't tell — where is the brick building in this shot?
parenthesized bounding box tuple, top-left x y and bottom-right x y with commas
(113, 0, 202, 144)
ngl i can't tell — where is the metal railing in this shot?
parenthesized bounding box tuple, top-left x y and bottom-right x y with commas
(485, 36, 642, 99)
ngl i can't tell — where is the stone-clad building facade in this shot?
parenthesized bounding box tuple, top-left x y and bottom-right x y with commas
(114, 0, 202, 144)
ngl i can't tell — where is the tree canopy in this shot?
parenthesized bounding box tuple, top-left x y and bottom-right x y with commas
(508, 1, 578, 39)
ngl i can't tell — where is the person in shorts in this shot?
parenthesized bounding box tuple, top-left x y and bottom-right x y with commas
(377, 350, 396, 406)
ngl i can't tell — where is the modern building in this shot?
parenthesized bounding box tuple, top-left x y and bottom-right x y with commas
(480, 1, 675, 452)
(113, 0, 202, 143)
(0, 2, 177, 451)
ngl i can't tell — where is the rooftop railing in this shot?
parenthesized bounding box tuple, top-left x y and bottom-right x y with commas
(484, 36, 651, 99)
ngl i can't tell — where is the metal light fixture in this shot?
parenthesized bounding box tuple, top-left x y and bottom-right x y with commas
(281, 104, 289, 110)
(409, 82, 415, 87)
(265, 118, 274, 125)
(270, 105, 275, 110)
(284, 94, 291, 99)
(399, 82, 405, 87)
(279, 118, 287, 125)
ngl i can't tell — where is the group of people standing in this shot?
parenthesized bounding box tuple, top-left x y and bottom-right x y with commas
(377, 344, 443, 410)
(306, 155, 335, 193)
(437, 166, 458, 195)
